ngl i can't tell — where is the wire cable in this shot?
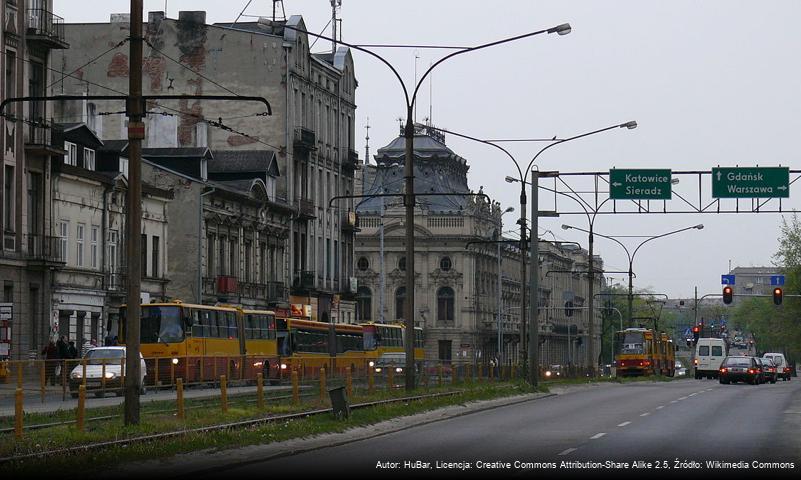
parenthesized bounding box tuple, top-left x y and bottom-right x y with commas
(46, 38, 129, 89)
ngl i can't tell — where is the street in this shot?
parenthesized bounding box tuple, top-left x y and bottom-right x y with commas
(176, 379, 801, 478)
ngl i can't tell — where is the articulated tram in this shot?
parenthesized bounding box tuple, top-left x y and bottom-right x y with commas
(614, 327, 676, 377)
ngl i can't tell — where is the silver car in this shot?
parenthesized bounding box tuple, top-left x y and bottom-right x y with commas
(69, 346, 147, 398)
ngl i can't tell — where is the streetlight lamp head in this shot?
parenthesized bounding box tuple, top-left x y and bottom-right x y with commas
(549, 23, 572, 35)
(505, 176, 518, 184)
(561, 224, 572, 230)
(671, 178, 680, 185)
(621, 121, 638, 130)
(695, 224, 704, 230)
(504, 206, 515, 213)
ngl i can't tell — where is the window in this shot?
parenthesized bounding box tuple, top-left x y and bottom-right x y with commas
(152, 235, 160, 278)
(357, 257, 369, 271)
(229, 236, 238, 278)
(440, 257, 452, 271)
(356, 287, 371, 321)
(141, 234, 147, 277)
(437, 287, 455, 323)
(259, 241, 267, 283)
(398, 256, 406, 272)
(119, 157, 129, 177)
(90, 226, 99, 269)
(244, 240, 252, 282)
(76, 224, 85, 266)
(84, 148, 95, 171)
(28, 61, 44, 124)
(218, 235, 226, 276)
(395, 287, 406, 320)
(108, 230, 118, 272)
(712, 346, 723, 357)
(64, 142, 77, 166)
(206, 234, 215, 277)
(438, 340, 452, 364)
(5, 50, 15, 119)
(3, 166, 13, 231)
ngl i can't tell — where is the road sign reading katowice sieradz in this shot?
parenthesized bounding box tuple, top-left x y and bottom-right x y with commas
(711, 167, 789, 198)
(609, 169, 672, 200)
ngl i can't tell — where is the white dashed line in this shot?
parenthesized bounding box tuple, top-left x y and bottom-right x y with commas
(640, 412, 651, 417)
(678, 396, 688, 400)
(558, 448, 577, 456)
(689, 393, 698, 396)
(617, 421, 631, 427)
(590, 433, 606, 440)
(670, 400, 678, 403)
(655, 406, 665, 410)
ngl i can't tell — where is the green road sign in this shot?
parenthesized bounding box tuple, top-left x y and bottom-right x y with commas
(609, 169, 672, 200)
(711, 167, 789, 198)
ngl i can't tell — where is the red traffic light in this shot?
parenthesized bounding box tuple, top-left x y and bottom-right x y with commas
(723, 286, 733, 304)
(773, 287, 783, 305)
(692, 326, 700, 333)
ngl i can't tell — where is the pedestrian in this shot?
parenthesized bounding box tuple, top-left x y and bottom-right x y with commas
(41, 340, 58, 385)
(67, 340, 78, 359)
(56, 335, 69, 360)
(81, 338, 93, 357)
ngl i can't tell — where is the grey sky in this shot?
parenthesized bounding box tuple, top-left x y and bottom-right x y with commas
(57, 1, 801, 299)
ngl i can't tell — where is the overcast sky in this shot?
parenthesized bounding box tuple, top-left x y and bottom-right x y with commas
(57, 1, 801, 299)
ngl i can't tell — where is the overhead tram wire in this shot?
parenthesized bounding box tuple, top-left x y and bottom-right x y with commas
(143, 39, 243, 97)
(45, 38, 130, 90)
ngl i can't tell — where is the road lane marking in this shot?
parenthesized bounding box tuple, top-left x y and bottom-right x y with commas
(617, 421, 631, 427)
(590, 433, 606, 439)
(655, 406, 664, 410)
(558, 448, 578, 456)
(689, 393, 698, 396)
(678, 396, 688, 400)
(670, 400, 678, 403)
(640, 412, 650, 417)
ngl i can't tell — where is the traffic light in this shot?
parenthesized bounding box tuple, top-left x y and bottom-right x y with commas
(692, 325, 700, 344)
(723, 286, 733, 304)
(773, 287, 783, 305)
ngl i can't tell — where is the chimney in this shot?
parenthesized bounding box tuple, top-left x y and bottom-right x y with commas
(148, 11, 165, 24)
(178, 11, 207, 26)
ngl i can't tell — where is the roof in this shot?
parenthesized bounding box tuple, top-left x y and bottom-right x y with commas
(140, 147, 213, 160)
(209, 150, 279, 177)
(98, 140, 129, 153)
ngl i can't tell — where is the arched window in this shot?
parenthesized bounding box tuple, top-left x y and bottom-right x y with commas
(357, 257, 369, 271)
(395, 287, 406, 320)
(357, 287, 371, 321)
(398, 256, 406, 272)
(437, 287, 455, 323)
(440, 256, 452, 271)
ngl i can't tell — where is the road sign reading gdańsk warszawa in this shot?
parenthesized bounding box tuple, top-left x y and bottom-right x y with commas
(711, 167, 789, 198)
(609, 169, 672, 200)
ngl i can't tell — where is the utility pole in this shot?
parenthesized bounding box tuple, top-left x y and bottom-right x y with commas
(124, 0, 144, 426)
(528, 171, 538, 387)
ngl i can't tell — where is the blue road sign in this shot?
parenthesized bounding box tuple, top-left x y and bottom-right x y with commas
(771, 275, 785, 286)
(722, 275, 735, 285)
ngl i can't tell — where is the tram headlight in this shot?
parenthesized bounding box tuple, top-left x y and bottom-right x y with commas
(395, 367, 403, 373)
(368, 361, 375, 368)
(545, 370, 552, 378)
(375, 368, 382, 373)
(104, 371, 116, 379)
(171, 358, 179, 365)
(280, 363, 288, 370)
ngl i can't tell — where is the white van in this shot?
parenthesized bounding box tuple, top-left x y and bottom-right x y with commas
(694, 338, 727, 379)
(763, 353, 792, 381)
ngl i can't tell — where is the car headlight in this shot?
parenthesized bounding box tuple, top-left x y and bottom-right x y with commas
(395, 367, 403, 373)
(368, 361, 375, 367)
(545, 371, 552, 377)
(375, 368, 382, 373)
(172, 358, 179, 365)
(104, 372, 116, 379)
(280, 364, 287, 370)
(71, 371, 81, 379)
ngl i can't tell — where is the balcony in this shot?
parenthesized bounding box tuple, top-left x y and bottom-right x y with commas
(293, 127, 316, 154)
(25, 121, 65, 156)
(292, 270, 315, 291)
(216, 275, 238, 294)
(25, 8, 68, 49)
(342, 149, 359, 175)
(24, 234, 63, 263)
(106, 270, 127, 293)
(295, 196, 315, 220)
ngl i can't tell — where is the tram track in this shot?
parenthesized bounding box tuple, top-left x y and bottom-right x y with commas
(0, 389, 464, 464)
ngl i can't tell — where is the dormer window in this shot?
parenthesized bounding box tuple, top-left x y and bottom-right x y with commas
(84, 148, 95, 171)
(64, 142, 77, 166)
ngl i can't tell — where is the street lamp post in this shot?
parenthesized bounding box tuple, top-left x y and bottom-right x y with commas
(281, 21, 572, 391)
(562, 224, 704, 327)
(497, 207, 515, 365)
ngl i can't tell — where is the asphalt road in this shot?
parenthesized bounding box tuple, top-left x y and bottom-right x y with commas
(190, 379, 801, 479)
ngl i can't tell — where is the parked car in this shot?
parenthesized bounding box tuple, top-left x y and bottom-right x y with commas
(69, 347, 147, 398)
(763, 353, 792, 381)
(544, 365, 563, 378)
(760, 357, 778, 384)
(718, 356, 761, 385)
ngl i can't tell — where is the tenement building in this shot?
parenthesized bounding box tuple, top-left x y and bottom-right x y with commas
(54, 9, 358, 323)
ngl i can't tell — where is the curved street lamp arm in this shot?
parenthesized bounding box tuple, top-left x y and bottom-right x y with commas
(630, 225, 700, 262)
(414, 26, 564, 102)
(588, 230, 633, 266)
(280, 23, 411, 106)
(428, 126, 523, 180)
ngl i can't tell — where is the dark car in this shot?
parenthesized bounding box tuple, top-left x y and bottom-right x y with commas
(719, 356, 761, 385)
(760, 357, 778, 384)
(753, 357, 768, 384)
